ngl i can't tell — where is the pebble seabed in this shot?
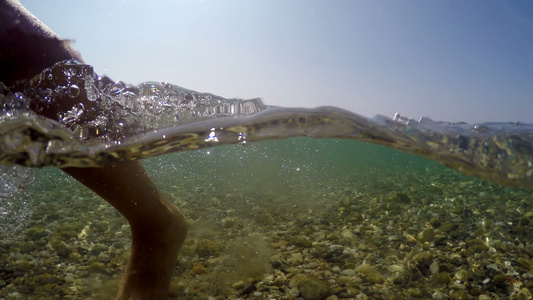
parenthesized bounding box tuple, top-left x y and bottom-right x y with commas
(2, 163, 533, 300)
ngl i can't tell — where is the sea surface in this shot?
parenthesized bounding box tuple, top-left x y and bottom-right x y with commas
(2, 61, 533, 299)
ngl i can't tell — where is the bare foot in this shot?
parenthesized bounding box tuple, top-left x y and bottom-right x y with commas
(118, 201, 188, 300)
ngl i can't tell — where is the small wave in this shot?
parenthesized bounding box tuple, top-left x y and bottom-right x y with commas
(2, 60, 533, 189)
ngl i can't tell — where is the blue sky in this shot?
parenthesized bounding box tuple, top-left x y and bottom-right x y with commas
(21, 0, 533, 123)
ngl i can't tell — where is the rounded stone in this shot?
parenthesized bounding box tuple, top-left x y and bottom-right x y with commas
(354, 263, 372, 275)
(412, 252, 433, 265)
(432, 291, 446, 300)
(56, 241, 72, 258)
(365, 270, 384, 284)
(450, 206, 464, 214)
(64, 273, 75, 283)
(88, 262, 105, 272)
(289, 252, 304, 265)
(387, 192, 411, 204)
(418, 229, 434, 243)
(433, 272, 451, 284)
(291, 236, 313, 248)
(337, 276, 352, 284)
(492, 274, 507, 286)
(450, 290, 468, 300)
(340, 269, 356, 276)
(455, 269, 469, 282)
(429, 262, 439, 275)
(289, 274, 329, 300)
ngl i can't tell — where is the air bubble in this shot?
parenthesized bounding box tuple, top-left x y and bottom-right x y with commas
(67, 84, 80, 98)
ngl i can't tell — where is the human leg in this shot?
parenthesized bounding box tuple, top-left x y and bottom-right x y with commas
(63, 161, 188, 300)
(0, 0, 83, 85)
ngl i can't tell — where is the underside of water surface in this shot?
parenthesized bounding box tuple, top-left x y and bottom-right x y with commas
(1, 60, 533, 188)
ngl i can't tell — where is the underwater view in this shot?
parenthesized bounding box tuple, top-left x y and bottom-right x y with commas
(3, 137, 533, 300)
(2, 61, 533, 300)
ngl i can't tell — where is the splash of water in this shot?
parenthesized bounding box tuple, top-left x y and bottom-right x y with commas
(2, 60, 533, 189)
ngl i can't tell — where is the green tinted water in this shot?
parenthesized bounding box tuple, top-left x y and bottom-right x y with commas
(144, 138, 445, 197)
(4, 137, 533, 299)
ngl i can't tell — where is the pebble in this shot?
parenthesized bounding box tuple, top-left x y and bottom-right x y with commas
(433, 272, 451, 284)
(290, 252, 304, 265)
(356, 293, 368, 300)
(271, 277, 284, 287)
(291, 236, 312, 248)
(326, 232, 339, 241)
(341, 230, 355, 239)
(429, 262, 439, 275)
(64, 273, 75, 282)
(492, 274, 507, 286)
(289, 274, 329, 300)
(88, 262, 105, 272)
(405, 233, 417, 243)
(450, 282, 467, 290)
(191, 262, 208, 275)
(239, 285, 256, 296)
(55, 241, 72, 258)
(387, 192, 411, 204)
(418, 228, 434, 243)
(354, 263, 372, 275)
(432, 291, 446, 299)
(340, 269, 356, 276)
(454, 269, 469, 282)
(389, 264, 406, 273)
(413, 252, 433, 265)
(450, 290, 468, 300)
(365, 270, 384, 284)
(337, 276, 352, 284)
(65, 265, 77, 273)
(303, 261, 319, 269)
(7, 292, 23, 300)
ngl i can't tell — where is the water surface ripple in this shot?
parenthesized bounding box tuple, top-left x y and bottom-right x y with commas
(2, 60, 533, 189)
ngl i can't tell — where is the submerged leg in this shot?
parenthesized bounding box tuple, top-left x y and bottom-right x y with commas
(63, 161, 188, 300)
